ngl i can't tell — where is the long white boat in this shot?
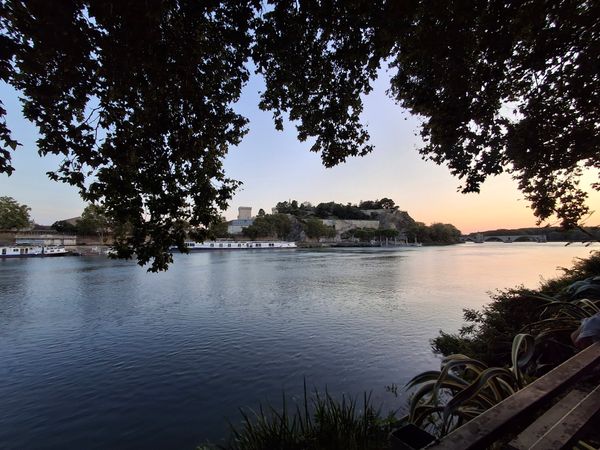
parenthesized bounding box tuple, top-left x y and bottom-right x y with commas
(0, 245, 68, 258)
(1, 245, 42, 258)
(42, 245, 69, 256)
(172, 241, 297, 251)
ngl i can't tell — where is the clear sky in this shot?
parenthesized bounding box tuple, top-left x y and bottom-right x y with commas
(1, 72, 598, 234)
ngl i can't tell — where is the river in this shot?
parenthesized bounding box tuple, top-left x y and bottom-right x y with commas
(0, 242, 596, 449)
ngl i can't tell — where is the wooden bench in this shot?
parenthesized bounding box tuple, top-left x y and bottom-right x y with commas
(425, 342, 600, 450)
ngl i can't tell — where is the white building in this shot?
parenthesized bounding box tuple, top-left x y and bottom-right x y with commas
(227, 207, 255, 235)
(15, 233, 77, 246)
(237, 207, 252, 220)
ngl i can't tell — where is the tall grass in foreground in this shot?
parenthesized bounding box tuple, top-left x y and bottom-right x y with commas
(208, 381, 396, 450)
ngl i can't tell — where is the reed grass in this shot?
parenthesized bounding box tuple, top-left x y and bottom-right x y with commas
(205, 380, 396, 450)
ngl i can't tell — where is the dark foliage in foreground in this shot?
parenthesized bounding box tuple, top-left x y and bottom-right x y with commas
(202, 385, 395, 450)
(2, 0, 255, 270)
(254, 0, 599, 227)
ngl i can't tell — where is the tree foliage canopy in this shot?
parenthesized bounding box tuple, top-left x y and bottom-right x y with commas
(77, 204, 110, 236)
(358, 198, 398, 210)
(254, 0, 599, 227)
(1, 0, 597, 269)
(304, 218, 336, 240)
(406, 222, 462, 244)
(1, 0, 256, 269)
(0, 196, 30, 229)
(342, 227, 400, 242)
(314, 202, 369, 220)
(242, 213, 291, 240)
(208, 216, 230, 239)
(51, 220, 78, 234)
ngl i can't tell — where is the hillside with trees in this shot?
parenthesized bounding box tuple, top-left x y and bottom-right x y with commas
(242, 214, 292, 240)
(268, 198, 461, 245)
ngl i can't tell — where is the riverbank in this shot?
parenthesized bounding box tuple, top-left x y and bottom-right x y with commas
(297, 241, 424, 248)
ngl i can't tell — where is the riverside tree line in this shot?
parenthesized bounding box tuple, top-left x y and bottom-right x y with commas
(1, 196, 461, 245)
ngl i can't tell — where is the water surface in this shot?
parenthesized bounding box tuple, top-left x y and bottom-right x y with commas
(0, 243, 595, 449)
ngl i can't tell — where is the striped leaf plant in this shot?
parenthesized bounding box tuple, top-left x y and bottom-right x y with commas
(406, 333, 535, 437)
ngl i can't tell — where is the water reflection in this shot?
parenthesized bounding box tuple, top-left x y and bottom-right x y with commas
(0, 259, 32, 329)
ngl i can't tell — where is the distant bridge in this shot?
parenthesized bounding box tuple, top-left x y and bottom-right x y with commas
(462, 233, 547, 243)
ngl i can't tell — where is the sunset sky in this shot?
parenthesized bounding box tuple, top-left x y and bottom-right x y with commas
(2, 72, 598, 235)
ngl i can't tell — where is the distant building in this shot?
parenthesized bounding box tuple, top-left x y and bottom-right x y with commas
(238, 207, 252, 220)
(15, 232, 77, 246)
(227, 219, 254, 235)
(227, 207, 255, 235)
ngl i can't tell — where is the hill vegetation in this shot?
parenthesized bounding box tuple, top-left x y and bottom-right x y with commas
(262, 198, 462, 244)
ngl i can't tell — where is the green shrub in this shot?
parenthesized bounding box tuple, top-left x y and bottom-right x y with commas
(432, 251, 600, 367)
(212, 383, 396, 450)
(408, 334, 535, 437)
(431, 289, 542, 367)
(540, 251, 600, 294)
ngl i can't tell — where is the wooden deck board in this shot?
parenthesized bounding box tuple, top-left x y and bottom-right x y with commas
(508, 385, 600, 449)
(528, 384, 600, 450)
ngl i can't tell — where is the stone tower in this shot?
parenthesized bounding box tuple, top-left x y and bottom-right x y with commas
(238, 207, 252, 220)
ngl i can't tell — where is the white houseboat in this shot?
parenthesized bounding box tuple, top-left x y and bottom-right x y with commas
(42, 246, 69, 256)
(1, 245, 42, 258)
(172, 241, 297, 251)
(0, 245, 68, 258)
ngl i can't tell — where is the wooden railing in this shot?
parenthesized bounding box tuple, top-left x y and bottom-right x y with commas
(426, 342, 600, 450)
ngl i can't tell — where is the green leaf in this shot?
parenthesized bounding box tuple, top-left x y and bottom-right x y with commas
(442, 367, 517, 433)
(511, 334, 535, 387)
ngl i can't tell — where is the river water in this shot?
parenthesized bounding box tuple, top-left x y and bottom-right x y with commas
(0, 242, 596, 449)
